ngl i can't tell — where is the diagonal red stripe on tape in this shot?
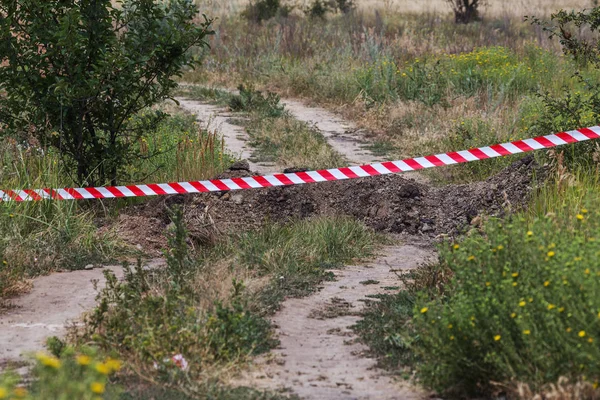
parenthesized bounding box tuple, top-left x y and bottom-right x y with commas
(316, 169, 337, 181)
(189, 181, 210, 192)
(147, 184, 167, 196)
(468, 148, 489, 160)
(533, 136, 554, 148)
(338, 167, 359, 178)
(169, 182, 187, 194)
(424, 155, 446, 167)
(360, 164, 381, 176)
(381, 161, 401, 173)
(231, 178, 251, 190)
(578, 127, 600, 139)
(64, 188, 84, 199)
(86, 187, 104, 199)
(490, 144, 512, 156)
(446, 152, 468, 163)
(296, 171, 315, 183)
(253, 175, 273, 187)
(274, 174, 294, 185)
(402, 159, 424, 170)
(512, 140, 534, 152)
(106, 187, 125, 198)
(23, 190, 42, 201)
(127, 185, 146, 197)
(555, 132, 578, 143)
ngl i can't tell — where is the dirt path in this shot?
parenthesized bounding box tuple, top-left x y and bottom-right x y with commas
(281, 99, 380, 166)
(175, 98, 278, 174)
(0, 260, 163, 366)
(239, 243, 434, 400)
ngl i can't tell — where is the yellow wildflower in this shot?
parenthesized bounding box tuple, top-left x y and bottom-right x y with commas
(589, 338, 594, 343)
(512, 272, 519, 278)
(485, 282, 491, 287)
(511, 313, 517, 318)
(585, 269, 590, 275)
(453, 244, 460, 250)
(579, 331, 586, 338)
(37, 353, 61, 369)
(0, 387, 6, 399)
(95, 363, 110, 375)
(577, 214, 584, 220)
(13, 387, 27, 398)
(523, 330, 531, 335)
(519, 301, 526, 307)
(559, 307, 565, 313)
(77, 355, 91, 366)
(90, 382, 105, 394)
(105, 358, 122, 372)
(544, 281, 550, 287)
(567, 327, 572, 332)
(468, 255, 475, 261)
(512, 282, 517, 287)
(494, 335, 501, 341)
(582, 208, 588, 214)
(448, 324, 453, 329)
(527, 231, 533, 236)
(498, 245, 504, 250)
(420, 307, 428, 314)
(547, 304, 556, 310)
(547, 251, 555, 258)
(450, 335, 455, 340)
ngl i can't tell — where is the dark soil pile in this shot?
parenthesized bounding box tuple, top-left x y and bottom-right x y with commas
(118, 155, 546, 254)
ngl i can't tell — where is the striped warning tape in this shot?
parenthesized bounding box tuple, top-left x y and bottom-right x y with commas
(2, 126, 599, 202)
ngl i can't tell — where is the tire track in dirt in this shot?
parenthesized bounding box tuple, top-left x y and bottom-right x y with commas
(0, 260, 163, 366)
(175, 98, 278, 175)
(239, 243, 435, 400)
(280, 99, 380, 166)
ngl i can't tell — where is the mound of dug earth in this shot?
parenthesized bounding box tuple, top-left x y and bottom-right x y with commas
(119, 155, 545, 254)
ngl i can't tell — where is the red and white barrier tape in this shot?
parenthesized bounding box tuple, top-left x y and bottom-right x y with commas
(2, 126, 599, 202)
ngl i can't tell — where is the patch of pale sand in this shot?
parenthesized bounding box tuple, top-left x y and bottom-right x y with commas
(237, 244, 435, 400)
(175, 98, 278, 175)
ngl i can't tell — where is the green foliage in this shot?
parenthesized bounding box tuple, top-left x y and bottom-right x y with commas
(0, 0, 213, 186)
(242, 0, 284, 23)
(0, 348, 121, 399)
(353, 291, 420, 372)
(412, 200, 600, 395)
(83, 207, 273, 382)
(527, 8, 600, 170)
(432, 118, 523, 182)
(229, 85, 285, 118)
(224, 217, 380, 314)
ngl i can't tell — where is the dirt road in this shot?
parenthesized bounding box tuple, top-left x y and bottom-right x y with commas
(239, 243, 434, 400)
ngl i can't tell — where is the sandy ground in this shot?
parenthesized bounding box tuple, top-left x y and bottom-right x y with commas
(237, 243, 435, 399)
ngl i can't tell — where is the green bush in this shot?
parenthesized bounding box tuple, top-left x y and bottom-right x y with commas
(83, 208, 273, 381)
(242, 0, 284, 23)
(412, 202, 600, 395)
(0, 0, 213, 186)
(229, 85, 285, 118)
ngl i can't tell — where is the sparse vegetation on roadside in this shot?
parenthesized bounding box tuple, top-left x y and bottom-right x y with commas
(73, 207, 378, 395)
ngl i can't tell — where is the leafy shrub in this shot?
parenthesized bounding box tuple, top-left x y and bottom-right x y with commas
(412, 202, 600, 395)
(527, 8, 600, 170)
(242, 0, 285, 23)
(83, 207, 273, 381)
(0, 0, 213, 186)
(0, 348, 121, 399)
(229, 85, 285, 118)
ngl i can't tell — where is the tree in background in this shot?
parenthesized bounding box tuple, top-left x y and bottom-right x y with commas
(0, 0, 213, 186)
(446, 0, 486, 24)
